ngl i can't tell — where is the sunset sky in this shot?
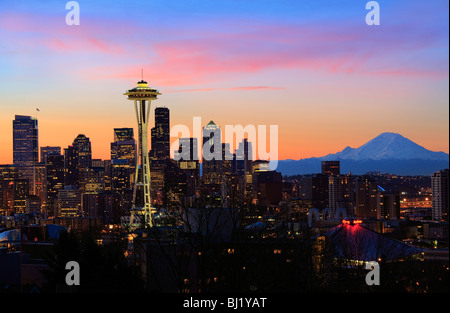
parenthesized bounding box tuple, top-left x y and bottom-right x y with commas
(0, 0, 448, 163)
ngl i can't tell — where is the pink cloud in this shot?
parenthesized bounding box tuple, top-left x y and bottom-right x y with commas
(0, 12, 129, 55)
(164, 86, 285, 93)
(87, 20, 446, 87)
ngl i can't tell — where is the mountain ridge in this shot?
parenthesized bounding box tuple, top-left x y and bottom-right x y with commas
(321, 132, 448, 161)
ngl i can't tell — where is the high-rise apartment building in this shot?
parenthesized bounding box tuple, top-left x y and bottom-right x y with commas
(431, 169, 449, 222)
(377, 191, 400, 220)
(328, 174, 355, 217)
(355, 175, 378, 219)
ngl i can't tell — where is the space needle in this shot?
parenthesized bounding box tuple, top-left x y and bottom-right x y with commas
(124, 76, 161, 228)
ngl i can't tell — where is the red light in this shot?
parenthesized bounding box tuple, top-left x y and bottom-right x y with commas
(342, 219, 362, 225)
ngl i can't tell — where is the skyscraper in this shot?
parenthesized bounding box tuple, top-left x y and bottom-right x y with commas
(431, 169, 449, 222)
(111, 128, 136, 192)
(151, 107, 170, 160)
(64, 134, 92, 191)
(202, 120, 223, 184)
(328, 174, 355, 217)
(64, 145, 78, 187)
(45, 154, 65, 218)
(73, 134, 92, 170)
(13, 115, 38, 194)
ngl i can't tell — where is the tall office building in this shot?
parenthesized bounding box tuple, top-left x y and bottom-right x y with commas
(45, 154, 65, 218)
(110, 128, 136, 220)
(64, 145, 78, 187)
(13, 115, 38, 194)
(111, 128, 136, 191)
(151, 107, 170, 160)
(202, 121, 223, 184)
(431, 169, 449, 222)
(73, 134, 92, 170)
(64, 134, 92, 191)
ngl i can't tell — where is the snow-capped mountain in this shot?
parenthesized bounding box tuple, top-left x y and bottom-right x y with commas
(321, 132, 449, 161)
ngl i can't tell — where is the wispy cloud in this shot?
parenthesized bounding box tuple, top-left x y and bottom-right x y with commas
(164, 86, 285, 93)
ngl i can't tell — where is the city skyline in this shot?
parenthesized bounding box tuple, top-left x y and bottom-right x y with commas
(0, 0, 448, 164)
(4, 111, 448, 166)
(1, 0, 449, 298)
